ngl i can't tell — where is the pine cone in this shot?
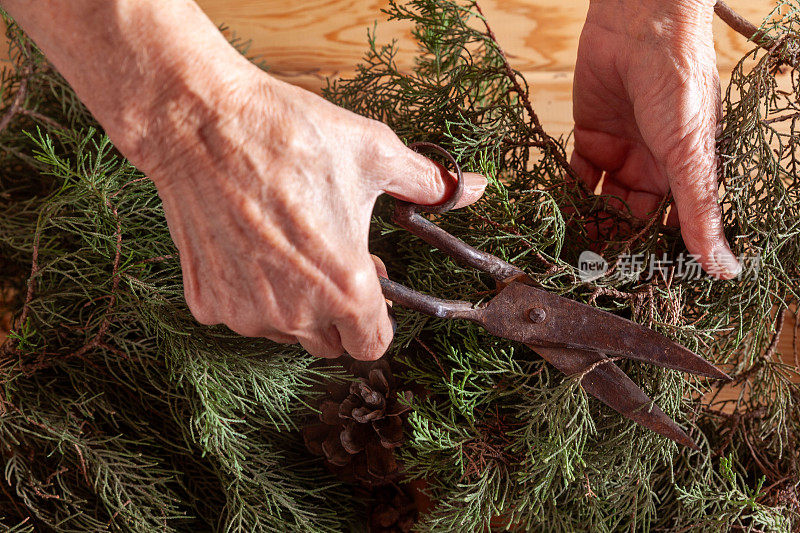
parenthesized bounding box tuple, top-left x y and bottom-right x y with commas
(367, 484, 418, 533)
(303, 358, 412, 488)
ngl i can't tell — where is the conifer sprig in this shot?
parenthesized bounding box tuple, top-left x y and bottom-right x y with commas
(0, 1, 797, 531)
(328, 1, 799, 529)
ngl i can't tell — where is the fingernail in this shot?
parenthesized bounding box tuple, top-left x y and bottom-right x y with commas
(712, 246, 742, 280)
(370, 254, 388, 279)
(454, 172, 488, 209)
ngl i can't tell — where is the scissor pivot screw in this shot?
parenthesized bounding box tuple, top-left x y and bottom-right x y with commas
(528, 307, 547, 324)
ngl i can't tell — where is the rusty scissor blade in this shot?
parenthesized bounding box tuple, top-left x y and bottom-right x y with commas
(532, 345, 699, 450)
(478, 283, 731, 381)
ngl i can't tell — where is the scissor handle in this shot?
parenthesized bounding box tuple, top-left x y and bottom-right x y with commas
(407, 141, 465, 214)
(379, 277, 479, 320)
(393, 202, 523, 282)
(377, 143, 524, 321)
(397, 142, 523, 282)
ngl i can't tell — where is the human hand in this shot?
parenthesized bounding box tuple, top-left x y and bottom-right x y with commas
(1, 0, 487, 360)
(127, 63, 486, 360)
(572, 0, 741, 279)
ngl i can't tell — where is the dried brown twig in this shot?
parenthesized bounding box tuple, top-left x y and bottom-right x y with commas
(764, 308, 787, 362)
(715, 1, 775, 48)
(473, 1, 582, 187)
(16, 225, 40, 335)
(0, 43, 64, 136)
(0, 63, 31, 134)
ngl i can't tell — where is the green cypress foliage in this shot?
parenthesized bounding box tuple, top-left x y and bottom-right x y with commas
(0, 1, 798, 531)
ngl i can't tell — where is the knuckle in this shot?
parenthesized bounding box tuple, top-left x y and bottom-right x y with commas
(190, 307, 218, 326)
(298, 326, 344, 358)
(267, 309, 312, 337)
(371, 329, 393, 359)
(335, 268, 380, 319)
(185, 293, 217, 326)
(368, 119, 398, 143)
(250, 287, 312, 336)
(338, 313, 393, 362)
(360, 120, 403, 164)
(663, 129, 710, 171)
(265, 336, 296, 345)
(322, 348, 345, 359)
(302, 342, 344, 359)
(688, 201, 724, 236)
(349, 333, 390, 361)
(677, 200, 723, 249)
(665, 146, 719, 204)
(227, 319, 263, 338)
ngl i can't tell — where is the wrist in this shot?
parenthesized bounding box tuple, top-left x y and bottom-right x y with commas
(588, 0, 715, 38)
(111, 49, 260, 179)
(83, 2, 269, 186)
(1, 0, 267, 186)
(95, 2, 251, 157)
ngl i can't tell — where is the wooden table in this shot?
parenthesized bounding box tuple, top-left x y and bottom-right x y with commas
(1, 0, 796, 380)
(195, 0, 774, 138)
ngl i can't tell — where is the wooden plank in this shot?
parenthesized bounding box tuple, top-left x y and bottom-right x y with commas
(195, 0, 775, 93)
(194, 0, 781, 152)
(710, 308, 799, 408)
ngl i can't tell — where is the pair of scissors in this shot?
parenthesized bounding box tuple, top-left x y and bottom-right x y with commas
(378, 142, 730, 450)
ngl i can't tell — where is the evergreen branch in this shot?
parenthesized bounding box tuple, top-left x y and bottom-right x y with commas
(0, 2, 798, 530)
(793, 308, 799, 368)
(764, 308, 787, 362)
(472, 1, 584, 189)
(575, 356, 622, 382)
(761, 111, 800, 125)
(17, 109, 64, 131)
(15, 222, 39, 337)
(0, 66, 28, 133)
(62, 196, 122, 361)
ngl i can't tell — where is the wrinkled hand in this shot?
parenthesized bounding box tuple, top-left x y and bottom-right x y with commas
(1, 0, 487, 359)
(572, 0, 740, 278)
(127, 66, 486, 360)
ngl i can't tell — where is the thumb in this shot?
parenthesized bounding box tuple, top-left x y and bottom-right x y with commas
(381, 144, 487, 209)
(666, 146, 741, 280)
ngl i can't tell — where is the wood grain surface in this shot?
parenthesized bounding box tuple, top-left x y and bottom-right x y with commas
(195, 0, 777, 136)
(1, 1, 797, 395)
